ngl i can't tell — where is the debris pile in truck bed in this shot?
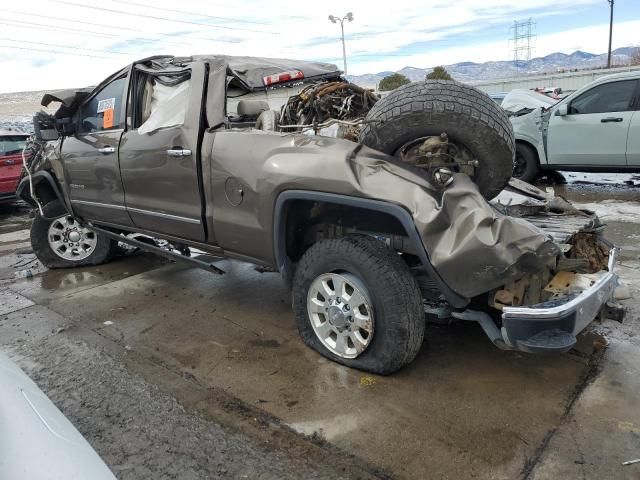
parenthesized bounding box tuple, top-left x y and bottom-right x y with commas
(279, 81, 379, 139)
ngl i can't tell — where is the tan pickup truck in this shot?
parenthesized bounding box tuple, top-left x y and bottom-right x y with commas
(18, 55, 620, 374)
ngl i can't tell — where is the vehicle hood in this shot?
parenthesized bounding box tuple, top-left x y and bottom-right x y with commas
(41, 87, 95, 120)
(502, 89, 557, 114)
(41, 87, 94, 109)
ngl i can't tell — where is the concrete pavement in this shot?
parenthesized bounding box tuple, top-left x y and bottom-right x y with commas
(1, 184, 639, 479)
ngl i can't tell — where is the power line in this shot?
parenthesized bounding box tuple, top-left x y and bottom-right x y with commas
(0, 37, 130, 56)
(4, 9, 239, 45)
(51, 0, 279, 34)
(0, 43, 109, 59)
(0, 18, 115, 39)
(0, 18, 183, 46)
(112, 0, 269, 26)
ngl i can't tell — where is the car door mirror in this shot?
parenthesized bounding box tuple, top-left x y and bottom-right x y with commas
(555, 104, 568, 117)
(54, 117, 76, 136)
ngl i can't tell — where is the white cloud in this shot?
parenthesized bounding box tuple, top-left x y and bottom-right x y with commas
(0, 0, 635, 92)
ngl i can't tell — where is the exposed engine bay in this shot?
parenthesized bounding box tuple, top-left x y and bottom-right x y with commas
(489, 181, 615, 312)
(490, 232, 611, 310)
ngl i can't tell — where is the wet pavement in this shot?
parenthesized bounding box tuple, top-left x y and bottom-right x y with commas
(1, 181, 639, 479)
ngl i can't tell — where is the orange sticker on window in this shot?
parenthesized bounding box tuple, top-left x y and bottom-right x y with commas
(103, 108, 114, 129)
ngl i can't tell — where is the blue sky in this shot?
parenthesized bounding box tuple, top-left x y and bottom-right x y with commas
(0, 0, 639, 92)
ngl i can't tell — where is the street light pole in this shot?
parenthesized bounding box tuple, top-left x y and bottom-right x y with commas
(340, 20, 347, 74)
(607, 0, 614, 68)
(328, 12, 354, 75)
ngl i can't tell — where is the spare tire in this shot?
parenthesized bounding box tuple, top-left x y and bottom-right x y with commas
(360, 80, 514, 199)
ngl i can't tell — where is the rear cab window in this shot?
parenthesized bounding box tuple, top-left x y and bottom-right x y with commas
(78, 76, 127, 133)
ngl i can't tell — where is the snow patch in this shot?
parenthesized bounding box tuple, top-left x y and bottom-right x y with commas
(573, 200, 640, 223)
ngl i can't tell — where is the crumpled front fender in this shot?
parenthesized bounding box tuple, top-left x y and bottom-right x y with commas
(345, 151, 560, 299)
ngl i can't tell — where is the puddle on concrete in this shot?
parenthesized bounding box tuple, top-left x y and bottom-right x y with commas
(7, 253, 168, 303)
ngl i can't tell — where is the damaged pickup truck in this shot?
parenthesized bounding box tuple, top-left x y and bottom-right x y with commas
(18, 55, 620, 374)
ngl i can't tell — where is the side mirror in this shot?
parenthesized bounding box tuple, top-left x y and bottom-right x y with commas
(555, 104, 568, 116)
(56, 117, 76, 136)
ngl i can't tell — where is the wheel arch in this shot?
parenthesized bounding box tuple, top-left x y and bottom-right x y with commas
(272, 190, 468, 308)
(17, 171, 69, 213)
(515, 137, 548, 169)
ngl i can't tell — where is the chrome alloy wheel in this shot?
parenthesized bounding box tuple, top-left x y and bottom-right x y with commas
(306, 272, 374, 359)
(47, 216, 97, 261)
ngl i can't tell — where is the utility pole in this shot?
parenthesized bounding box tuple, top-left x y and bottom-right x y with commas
(328, 12, 354, 74)
(607, 0, 614, 68)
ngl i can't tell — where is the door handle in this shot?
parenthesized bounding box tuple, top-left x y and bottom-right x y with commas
(601, 117, 623, 123)
(98, 146, 116, 154)
(167, 149, 192, 157)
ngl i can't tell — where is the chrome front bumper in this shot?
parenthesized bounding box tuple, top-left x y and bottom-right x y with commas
(499, 247, 619, 353)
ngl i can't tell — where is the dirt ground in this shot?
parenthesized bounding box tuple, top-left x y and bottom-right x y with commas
(1, 180, 639, 479)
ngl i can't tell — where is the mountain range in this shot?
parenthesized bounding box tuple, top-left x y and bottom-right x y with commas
(345, 47, 639, 87)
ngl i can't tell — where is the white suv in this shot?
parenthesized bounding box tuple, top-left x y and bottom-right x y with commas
(510, 71, 640, 181)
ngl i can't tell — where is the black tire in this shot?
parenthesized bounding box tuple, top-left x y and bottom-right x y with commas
(292, 235, 425, 375)
(360, 80, 515, 200)
(513, 142, 540, 183)
(31, 199, 116, 269)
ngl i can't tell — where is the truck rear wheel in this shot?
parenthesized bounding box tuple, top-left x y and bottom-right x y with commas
(292, 235, 424, 374)
(360, 80, 515, 200)
(31, 199, 116, 269)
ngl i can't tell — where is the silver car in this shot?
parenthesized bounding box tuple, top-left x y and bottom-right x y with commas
(0, 351, 115, 479)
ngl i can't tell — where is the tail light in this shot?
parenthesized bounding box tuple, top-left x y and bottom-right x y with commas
(263, 70, 304, 86)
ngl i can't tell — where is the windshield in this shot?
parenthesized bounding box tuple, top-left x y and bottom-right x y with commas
(0, 136, 28, 157)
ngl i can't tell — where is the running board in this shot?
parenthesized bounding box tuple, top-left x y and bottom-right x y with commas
(88, 224, 226, 275)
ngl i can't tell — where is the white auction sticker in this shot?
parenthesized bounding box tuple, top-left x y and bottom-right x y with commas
(97, 97, 115, 113)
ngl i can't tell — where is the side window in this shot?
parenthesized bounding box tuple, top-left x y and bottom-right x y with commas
(132, 72, 191, 135)
(569, 80, 637, 115)
(79, 76, 127, 133)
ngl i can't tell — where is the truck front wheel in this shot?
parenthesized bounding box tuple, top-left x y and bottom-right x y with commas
(513, 142, 540, 183)
(31, 199, 116, 269)
(292, 235, 425, 374)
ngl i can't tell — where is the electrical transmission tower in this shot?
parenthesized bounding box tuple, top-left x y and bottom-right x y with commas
(510, 18, 536, 65)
